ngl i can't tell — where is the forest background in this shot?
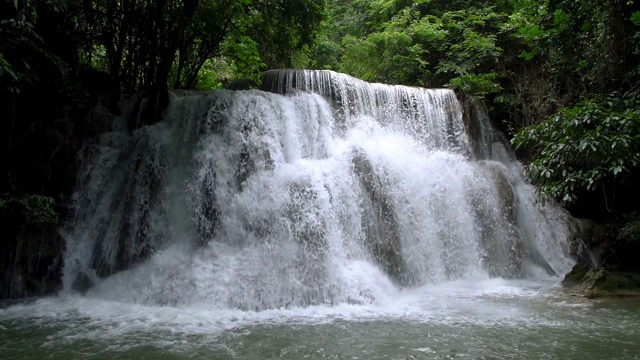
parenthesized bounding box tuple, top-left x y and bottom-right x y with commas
(1, 0, 640, 298)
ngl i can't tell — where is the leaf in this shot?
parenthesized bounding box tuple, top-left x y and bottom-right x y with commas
(632, 11, 640, 26)
(612, 166, 623, 175)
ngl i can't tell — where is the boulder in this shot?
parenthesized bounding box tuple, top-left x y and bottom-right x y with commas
(562, 263, 640, 298)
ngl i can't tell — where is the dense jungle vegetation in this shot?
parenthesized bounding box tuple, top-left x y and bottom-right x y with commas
(1, 0, 639, 297)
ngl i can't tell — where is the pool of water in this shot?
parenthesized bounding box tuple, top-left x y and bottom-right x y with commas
(2, 278, 639, 359)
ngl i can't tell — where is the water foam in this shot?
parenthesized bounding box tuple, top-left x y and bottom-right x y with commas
(58, 70, 575, 316)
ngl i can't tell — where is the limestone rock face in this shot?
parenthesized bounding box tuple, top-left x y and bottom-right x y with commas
(351, 150, 411, 286)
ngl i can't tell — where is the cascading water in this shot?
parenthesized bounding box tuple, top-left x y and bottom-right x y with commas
(62, 70, 575, 311)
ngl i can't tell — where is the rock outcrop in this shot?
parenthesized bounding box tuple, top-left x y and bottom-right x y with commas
(563, 263, 640, 298)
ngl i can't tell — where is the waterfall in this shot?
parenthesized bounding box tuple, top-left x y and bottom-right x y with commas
(62, 70, 575, 310)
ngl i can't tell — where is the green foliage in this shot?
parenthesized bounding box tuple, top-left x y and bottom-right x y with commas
(0, 0, 326, 203)
(0, 194, 59, 226)
(319, 1, 512, 89)
(65, 0, 325, 92)
(2, 0, 640, 223)
(618, 212, 640, 244)
(512, 93, 640, 205)
(632, 11, 640, 26)
(0, 52, 16, 80)
(436, 9, 506, 78)
(516, 24, 544, 61)
(512, 0, 635, 94)
(194, 59, 233, 90)
(0, 0, 73, 94)
(448, 73, 502, 97)
(340, 30, 427, 85)
(631, 11, 640, 26)
(222, 34, 266, 85)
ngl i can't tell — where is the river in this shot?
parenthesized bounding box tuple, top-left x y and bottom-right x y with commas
(5, 70, 633, 359)
(2, 278, 639, 359)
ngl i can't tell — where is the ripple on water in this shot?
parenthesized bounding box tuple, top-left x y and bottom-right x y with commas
(1, 279, 640, 359)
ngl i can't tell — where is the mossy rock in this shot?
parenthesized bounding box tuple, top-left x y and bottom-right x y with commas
(563, 264, 640, 298)
(562, 263, 591, 287)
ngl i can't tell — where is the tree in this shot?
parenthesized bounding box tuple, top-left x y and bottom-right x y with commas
(314, 0, 514, 95)
(73, 0, 324, 93)
(509, 0, 640, 214)
(512, 92, 640, 208)
(0, 0, 326, 197)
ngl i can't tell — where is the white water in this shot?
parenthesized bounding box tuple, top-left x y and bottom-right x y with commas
(61, 70, 574, 310)
(1, 278, 565, 345)
(0, 71, 591, 357)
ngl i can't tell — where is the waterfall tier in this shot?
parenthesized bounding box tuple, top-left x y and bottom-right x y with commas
(63, 70, 575, 310)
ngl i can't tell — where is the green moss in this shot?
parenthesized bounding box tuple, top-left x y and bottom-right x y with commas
(1, 194, 63, 299)
(0, 194, 59, 226)
(564, 265, 640, 298)
(562, 263, 591, 286)
(585, 269, 640, 298)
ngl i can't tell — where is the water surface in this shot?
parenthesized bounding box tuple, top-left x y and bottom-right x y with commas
(2, 278, 639, 359)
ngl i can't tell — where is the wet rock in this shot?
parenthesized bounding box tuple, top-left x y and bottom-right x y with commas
(128, 90, 170, 131)
(0, 224, 64, 299)
(467, 163, 522, 278)
(72, 272, 95, 295)
(569, 219, 609, 267)
(562, 264, 640, 298)
(351, 150, 413, 286)
(561, 263, 592, 287)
